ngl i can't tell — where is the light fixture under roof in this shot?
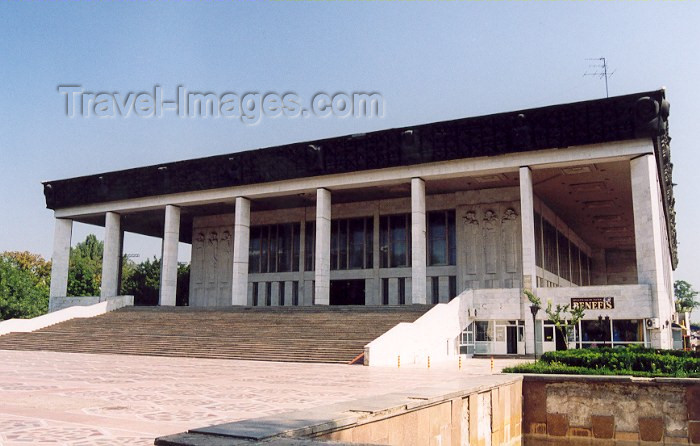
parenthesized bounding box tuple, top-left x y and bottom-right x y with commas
(593, 214, 623, 225)
(562, 165, 594, 175)
(474, 173, 507, 183)
(584, 200, 615, 210)
(570, 182, 607, 193)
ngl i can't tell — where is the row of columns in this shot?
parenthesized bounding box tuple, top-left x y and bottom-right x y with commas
(49, 176, 431, 306)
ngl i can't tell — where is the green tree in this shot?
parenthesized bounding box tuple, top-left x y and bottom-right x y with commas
(674, 280, 699, 318)
(67, 235, 103, 297)
(545, 301, 585, 350)
(0, 252, 50, 320)
(122, 257, 161, 305)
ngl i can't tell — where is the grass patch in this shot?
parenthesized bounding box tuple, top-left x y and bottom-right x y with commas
(503, 346, 700, 378)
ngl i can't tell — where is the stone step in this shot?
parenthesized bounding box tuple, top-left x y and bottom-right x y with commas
(0, 305, 431, 364)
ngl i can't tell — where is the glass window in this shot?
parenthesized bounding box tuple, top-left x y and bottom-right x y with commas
(398, 278, 406, 305)
(582, 319, 611, 343)
(249, 227, 261, 274)
(449, 276, 457, 301)
(476, 321, 493, 342)
(613, 320, 641, 342)
(543, 219, 558, 275)
(305, 222, 315, 271)
(544, 326, 554, 342)
(330, 217, 373, 270)
(428, 210, 456, 266)
(279, 281, 285, 306)
(380, 214, 412, 268)
(534, 212, 543, 268)
(249, 223, 301, 273)
(570, 244, 581, 286)
(292, 281, 299, 306)
(557, 231, 571, 282)
(382, 278, 389, 305)
(431, 276, 439, 304)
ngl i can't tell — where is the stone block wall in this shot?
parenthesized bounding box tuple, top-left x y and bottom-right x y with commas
(522, 375, 700, 445)
(317, 379, 522, 445)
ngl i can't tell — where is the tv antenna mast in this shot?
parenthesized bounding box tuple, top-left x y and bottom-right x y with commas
(584, 57, 615, 98)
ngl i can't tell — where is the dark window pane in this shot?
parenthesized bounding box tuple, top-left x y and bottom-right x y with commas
(543, 219, 557, 275)
(613, 320, 640, 342)
(380, 216, 389, 268)
(448, 211, 456, 266)
(382, 278, 389, 305)
(557, 231, 570, 281)
(349, 218, 365, 269)
(292, 281, 299, 306)
(534, 212, 543, 268)
(392, 241, 407, 267)
(260, 226, 269, 273)
(338, 220, 348, 270)
(279, 281, 286, 306)
(398, 278, 405, 305)
(365, 217, 374, 269)
(330, 221, 339, 270)
(292, 223, 300, 272)
(431, 277, 439, 304)
(249, 227, 261, 274)
(305, 222, 314, 271)
(449, 276, 457, 300)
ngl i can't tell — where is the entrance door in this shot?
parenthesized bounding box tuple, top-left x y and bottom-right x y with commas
(330, 279, 366, 305)
(506, 326, 518, 354)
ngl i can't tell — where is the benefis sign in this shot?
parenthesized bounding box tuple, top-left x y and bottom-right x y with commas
(571, 297, 614, 310)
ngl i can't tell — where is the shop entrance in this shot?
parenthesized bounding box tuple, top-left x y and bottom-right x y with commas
(330, 279, 365, 305)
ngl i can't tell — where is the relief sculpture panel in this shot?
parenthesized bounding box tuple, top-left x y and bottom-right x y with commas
(190, 216, 235, 307)
(459, 202, 521, 291)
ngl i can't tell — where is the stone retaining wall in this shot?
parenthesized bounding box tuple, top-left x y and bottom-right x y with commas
(316, 379, 522, 445)
(522, 374, 700, 445)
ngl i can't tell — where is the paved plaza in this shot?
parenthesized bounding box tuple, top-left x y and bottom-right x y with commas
(0, 350, 528, 445)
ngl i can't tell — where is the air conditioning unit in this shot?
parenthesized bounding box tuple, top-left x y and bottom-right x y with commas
(645, 318, 660, 329)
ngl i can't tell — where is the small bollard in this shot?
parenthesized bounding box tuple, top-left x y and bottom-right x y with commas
(490, 356, 494, 372)
(398, 355, 401, 369)
(427, 356, 431, 369)
(458, 356, 462, 371)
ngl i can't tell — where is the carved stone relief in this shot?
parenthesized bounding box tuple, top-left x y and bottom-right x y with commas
(190, 220, 234, 307)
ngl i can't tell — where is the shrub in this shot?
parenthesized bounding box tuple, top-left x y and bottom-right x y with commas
(503, 346, 700, 377)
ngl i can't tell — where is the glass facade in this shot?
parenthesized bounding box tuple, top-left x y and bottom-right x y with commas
(380, 214, 411, 268)
(535, 212, 591, 286)
(427, 210, 456, 266)
(249, 223, 301, 273)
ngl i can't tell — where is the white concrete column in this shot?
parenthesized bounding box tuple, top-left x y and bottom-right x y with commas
(520, 166, 538, 355)
(232, 197, 251, 305)
(631, 154, 673, 348)
(101, 211, 121, 298)
(314, 188, 331, 305)
(49, 218, 73, 299)
(159, 205, 180, 306)
(411, 178, 427, 304)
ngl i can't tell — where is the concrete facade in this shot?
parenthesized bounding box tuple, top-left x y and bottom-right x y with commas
(43, 91, 680, 352)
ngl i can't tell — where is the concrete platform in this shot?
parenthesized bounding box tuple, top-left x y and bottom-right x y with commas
(0, 350, 529, 445)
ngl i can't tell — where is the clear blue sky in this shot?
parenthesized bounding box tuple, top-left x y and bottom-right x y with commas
(1, 2, 698, 316)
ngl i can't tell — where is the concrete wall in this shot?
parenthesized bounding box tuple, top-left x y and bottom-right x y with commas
(317, 379, 522, 446)
(522, 375, 700, 445)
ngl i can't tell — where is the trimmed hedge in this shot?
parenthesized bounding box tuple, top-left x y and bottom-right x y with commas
(503, 346, 700, 378)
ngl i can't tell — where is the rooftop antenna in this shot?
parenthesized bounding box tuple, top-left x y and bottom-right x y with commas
(584, 57, 616, 98)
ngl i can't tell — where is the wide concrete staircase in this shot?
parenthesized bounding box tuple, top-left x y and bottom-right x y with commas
(0, 306, 431, 364)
